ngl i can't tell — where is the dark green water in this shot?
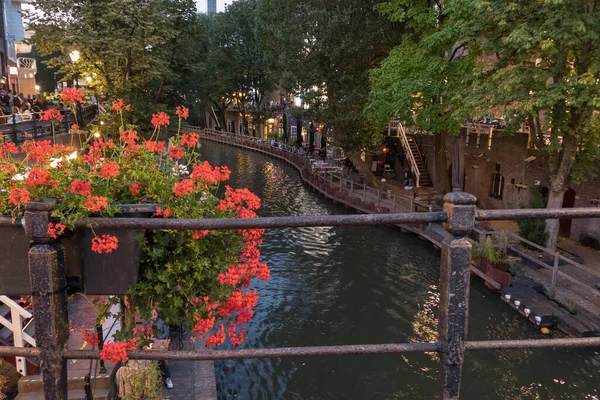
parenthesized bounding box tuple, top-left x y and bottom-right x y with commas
(198, 141, 599, 400)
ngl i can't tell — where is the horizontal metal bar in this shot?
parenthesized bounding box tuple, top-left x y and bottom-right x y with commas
(466, 337, 600, 350)
(64, 343, 440, 361)
(2, 338, 599, 361)
(0, 347, 40, 357)
(75, 212, 448, 231)
(477, 208, 600, 221)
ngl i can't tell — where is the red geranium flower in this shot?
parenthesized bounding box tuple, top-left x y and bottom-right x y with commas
(84, 196, 109, 212)
(111, 98, 131, 112)
(8, 188, 30, 206)
(169, 146, 184, 160)
(143, 140, 165, 153)
(69, 179, 92, 196)
(173, 179, 194, 196)
(182, 133, 199, 147)
(175, 106, 189, 119)
(39, 109, 64, 122)
(151, 112, 170, 128)
(60, 88, 84, 103)
(193, 230, 209, 239)
(100, 340, 136, 363)
(100, 161, 120, 178)
(91, 234, 119, 254)
(25, 168, 53, 188)
(130, 182, 143, 195)
(81, 330, 100, 347)
(47, 222, 66, 239)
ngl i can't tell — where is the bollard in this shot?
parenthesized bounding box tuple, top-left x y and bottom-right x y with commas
(439, 192, 476, 400)
(25, 203, 69, 399)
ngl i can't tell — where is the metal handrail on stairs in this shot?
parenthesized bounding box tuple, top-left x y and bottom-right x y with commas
(0, 295, 36, 376)
(397, 122, 421, 188)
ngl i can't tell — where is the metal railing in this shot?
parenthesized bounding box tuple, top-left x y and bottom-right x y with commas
(474, 228, 600, 303)
(0, 105, 98, 143)
(1, 145, 600, 399)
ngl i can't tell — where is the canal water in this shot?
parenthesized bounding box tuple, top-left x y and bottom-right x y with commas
(198, 141, 599, 400)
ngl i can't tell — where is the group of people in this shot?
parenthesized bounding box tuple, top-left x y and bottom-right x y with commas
(0, 89, 48, 124)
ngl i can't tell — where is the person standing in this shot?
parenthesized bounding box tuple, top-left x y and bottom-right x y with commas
(150, 309, 174, 389)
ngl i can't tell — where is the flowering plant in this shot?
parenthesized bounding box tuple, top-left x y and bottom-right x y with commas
(0, 99, 270, 359)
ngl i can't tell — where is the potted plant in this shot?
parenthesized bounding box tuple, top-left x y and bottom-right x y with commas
(1, 93, 270, 350)
(471, 234, 519, 272)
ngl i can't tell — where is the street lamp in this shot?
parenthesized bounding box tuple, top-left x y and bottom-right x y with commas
(34, 85, 40, 93)
(69, 50, 80, 88)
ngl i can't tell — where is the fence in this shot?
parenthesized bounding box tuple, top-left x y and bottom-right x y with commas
(0, 105, 98, 143)
(1, 142, 600, 399)
(474, 227, 600, 309)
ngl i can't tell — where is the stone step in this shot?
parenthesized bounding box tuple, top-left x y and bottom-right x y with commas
(18, 371, 112, 393)
(15, 388, 109, 400)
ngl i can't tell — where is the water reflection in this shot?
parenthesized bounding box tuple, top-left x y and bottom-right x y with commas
(197, 141, 599, 400)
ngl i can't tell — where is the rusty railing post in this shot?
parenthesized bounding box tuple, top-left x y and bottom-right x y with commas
(439, 192, 476, 400)
(25, 203, 69, 400)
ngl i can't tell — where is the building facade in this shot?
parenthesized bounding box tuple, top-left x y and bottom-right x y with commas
(207, 0, 216, 14)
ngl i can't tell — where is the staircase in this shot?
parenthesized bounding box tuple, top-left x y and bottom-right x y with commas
(405, 136, 432, 187)
(0, 296, 38, 376)
(392, 122, 432, 187)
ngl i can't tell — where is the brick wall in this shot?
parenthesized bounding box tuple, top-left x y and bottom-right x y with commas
(459, 131, 600, 244)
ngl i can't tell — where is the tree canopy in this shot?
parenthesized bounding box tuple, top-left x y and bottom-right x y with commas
(368, 0, 600, 249)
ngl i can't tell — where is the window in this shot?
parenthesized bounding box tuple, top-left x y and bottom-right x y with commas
(489, 164, 504, 200)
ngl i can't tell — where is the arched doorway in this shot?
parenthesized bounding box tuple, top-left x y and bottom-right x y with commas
(559, 189, 576, 238)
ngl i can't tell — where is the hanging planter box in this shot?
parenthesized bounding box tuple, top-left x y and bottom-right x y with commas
(0, 206, 153, 296)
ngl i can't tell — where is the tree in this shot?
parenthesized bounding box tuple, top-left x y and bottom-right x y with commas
(369, 0, 600, 250)
(196, 0, 274, 131)
(257, 0, 405, 181)
(25, 0, 201, 115)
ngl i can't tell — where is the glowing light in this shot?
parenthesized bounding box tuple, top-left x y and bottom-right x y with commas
(93, 132, 101, 138)
(69, 50, 80, 63)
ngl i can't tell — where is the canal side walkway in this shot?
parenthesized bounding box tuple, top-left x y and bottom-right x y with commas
(191, 127, 600, 340)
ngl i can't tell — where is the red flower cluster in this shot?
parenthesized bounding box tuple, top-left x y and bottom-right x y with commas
(205, 324, 226, 347)
(39, 109, 64, 122)
(8, 188, 30, 206)
(155, 206, 172, 217)
(100, 161, 120, 178)
(61, 88, 84, 103)
(70, 179, 92, 196)
(130, 182, 143, 195)
(173, 179, 195, 197)
(120, 130, 138, 145)
(151, 112, 170, 128)
(217, 186, 261, 213)
(25, 168, 53, 188)
(169, 146, 184, 160)
(190, 161, 231, 186)
(193, 315, 216, 335)
(193, 230, 209, 239)
(111, 98, 131, 112)
(70, 124, 83, 135)
(85, 196, 109, 212)
(228, 325, 248, 346)
(182, 133, 199, 147)
(100, 340, 136, 363)
(0, 142, 19, 159)
(91, 234, 119, 254)
(23, 140, 68, 163)
(175, 106, 189, 119)
(47, 222, 66, 239)
(143, 140, 165, 153)
(81, 330, 100, 347)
